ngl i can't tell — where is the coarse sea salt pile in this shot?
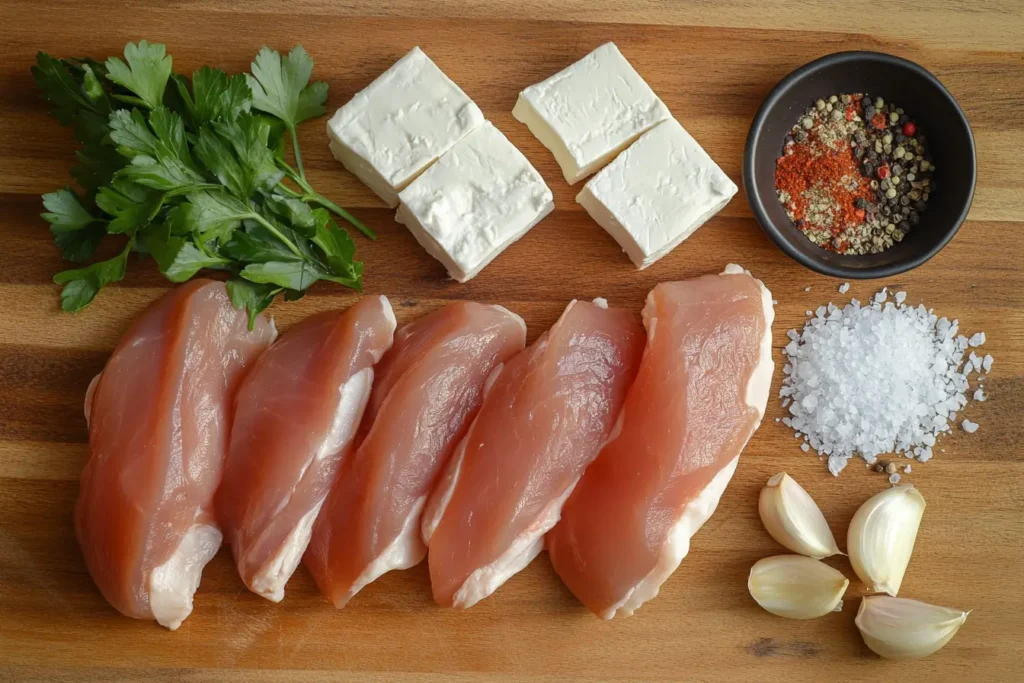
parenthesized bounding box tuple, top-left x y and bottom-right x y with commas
(780, 287, 992, 475)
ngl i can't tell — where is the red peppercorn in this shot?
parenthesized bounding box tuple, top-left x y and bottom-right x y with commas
(871, 113, 886, 130)
(845, 105, 856, 121)
(903, 122, 917, 136)
(877, 164, 890, 179)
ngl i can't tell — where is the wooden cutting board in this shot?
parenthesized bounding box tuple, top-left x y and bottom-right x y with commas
(2, 2, 1022, 681)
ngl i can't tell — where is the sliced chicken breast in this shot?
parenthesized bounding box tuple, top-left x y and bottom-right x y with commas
(305, 302, 526, 607)
(215, 296, 396, 602)
(425, 299, 645, 608)
(76, 280, 276, 630)
(546, 265, 774, 618)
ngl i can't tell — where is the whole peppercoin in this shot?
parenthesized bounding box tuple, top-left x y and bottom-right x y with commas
(903, 121, 917, 136)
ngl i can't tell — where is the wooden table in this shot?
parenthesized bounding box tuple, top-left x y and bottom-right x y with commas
(2, 1, 1022, 680)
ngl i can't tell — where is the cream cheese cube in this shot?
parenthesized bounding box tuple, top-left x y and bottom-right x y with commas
(396, 122, 553, 282)
(576, 118, 738, 269)
(512, 42, 670, 185)
(327, 47, 484, 207)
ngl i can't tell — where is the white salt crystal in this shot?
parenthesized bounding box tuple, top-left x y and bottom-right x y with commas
(838, 282, 850, 294)
(968, 332, 986, 347)
(974, 388, 987, 402)
(968, 352, 982, 372)
(961, 419, 979, 433)
(983, 354, 994, 372)
(801, 443, 810, 452)
(779, 289, 989, 474)
(889, 473, 901, 484)
(904, 464, 912, 473)
(804, 286, 812, 292)
(772, 299, 779, 305)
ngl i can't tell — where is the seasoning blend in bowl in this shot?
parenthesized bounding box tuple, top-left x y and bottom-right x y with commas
(775, 93, 934, 256)
(744, 51, 976, 279)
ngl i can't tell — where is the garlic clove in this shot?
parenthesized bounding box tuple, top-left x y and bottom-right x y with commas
(758, 472, 842, 559)
(856, 595, 969, 660)
(747, 555, 849, 620)
(847, 484, 926, 596)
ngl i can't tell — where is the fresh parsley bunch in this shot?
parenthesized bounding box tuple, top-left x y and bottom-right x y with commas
(34, 40, 374, 325)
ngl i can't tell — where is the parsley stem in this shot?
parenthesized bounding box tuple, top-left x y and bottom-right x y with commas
(305, 193, 376, 240)
(274, 164, 377, 240)
(289, 124, 305, 179)
(248, 213, 304, 259)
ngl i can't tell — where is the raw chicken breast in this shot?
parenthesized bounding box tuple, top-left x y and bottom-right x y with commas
(215, 296, 396, 602)
(76, 280, 276, 630)
(424, 298, 645, 608)
(305, 302, 526, 607)
(546, 265, 774, 619)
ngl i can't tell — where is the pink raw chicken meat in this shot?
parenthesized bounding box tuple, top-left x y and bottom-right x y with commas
(305, 302, 526, 607)
(423, 298, 645, 609)
(546, 265, 774, 619)
(215, 295, 396, 602)
(76, 280, 276, 630)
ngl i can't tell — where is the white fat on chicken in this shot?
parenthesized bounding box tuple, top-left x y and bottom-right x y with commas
(602, 264, 774, 619)
(452, 480, 577, 609)
(251, 500, 323, 603)
(249, 366, 375, 602)
(248, 297, 393, 601)
(149, 523, 222, 630)
(335, 496, 428, 608)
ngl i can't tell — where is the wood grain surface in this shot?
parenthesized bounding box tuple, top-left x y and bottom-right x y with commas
(1, 1, 1022, 681)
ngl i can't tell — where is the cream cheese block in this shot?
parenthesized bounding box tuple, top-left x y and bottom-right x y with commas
(576, 118, 738, 269)
(327, 46, 484, 207)
(512, 42, 670, 185)
(396, 121, 553, 282)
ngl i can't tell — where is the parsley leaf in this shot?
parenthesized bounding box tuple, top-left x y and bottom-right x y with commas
(168, 191, 251, 245)
(94, 179, 164, 235)
(246, 45, 326, 128)
(32, 53, 111, 147)
(42, 188, 97, 231)
(195, 115, 283, 198)
(53, 226, 106, 263)
(246, 45, 327, 176)
(240, 260, 325, 291)
(109, 108, 211, 193)
(53, 240, 133, 312)
(32, 52, 98, 126)
(226, 277, 282, 328)
(193, 67, 252, 124)
(143, 223, 231, 282)
(42, 188, 107, 262)
(264, 195, 317, 236)
(105, 40, 172, 110)
(35, 41, 367, 318)
(310, 209, 361, 285)
(72, 140, 127, 191)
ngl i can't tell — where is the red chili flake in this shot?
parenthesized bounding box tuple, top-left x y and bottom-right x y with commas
(871, 113, 887, 129)
(877, 164, 890, 179)
(845, 105, 856, 121)
(774, 135, 874, 253)
(903, 122, 917, 136)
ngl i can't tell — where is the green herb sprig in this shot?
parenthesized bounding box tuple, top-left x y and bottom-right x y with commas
(33, 40, 373, 325)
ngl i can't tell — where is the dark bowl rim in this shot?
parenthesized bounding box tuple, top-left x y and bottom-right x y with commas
(743, 50, 977, 279)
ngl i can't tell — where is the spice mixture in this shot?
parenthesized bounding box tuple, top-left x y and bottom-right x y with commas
(774, 94, 934, 255)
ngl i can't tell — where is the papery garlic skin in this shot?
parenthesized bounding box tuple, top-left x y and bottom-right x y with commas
(848, 485, 926, 596)
(747, 555, 849, 620)
(758, 472, 841, 559)
(856, 596, 969, 660)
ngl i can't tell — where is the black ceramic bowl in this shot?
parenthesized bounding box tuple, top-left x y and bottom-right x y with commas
(744, 51, 975, 278)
